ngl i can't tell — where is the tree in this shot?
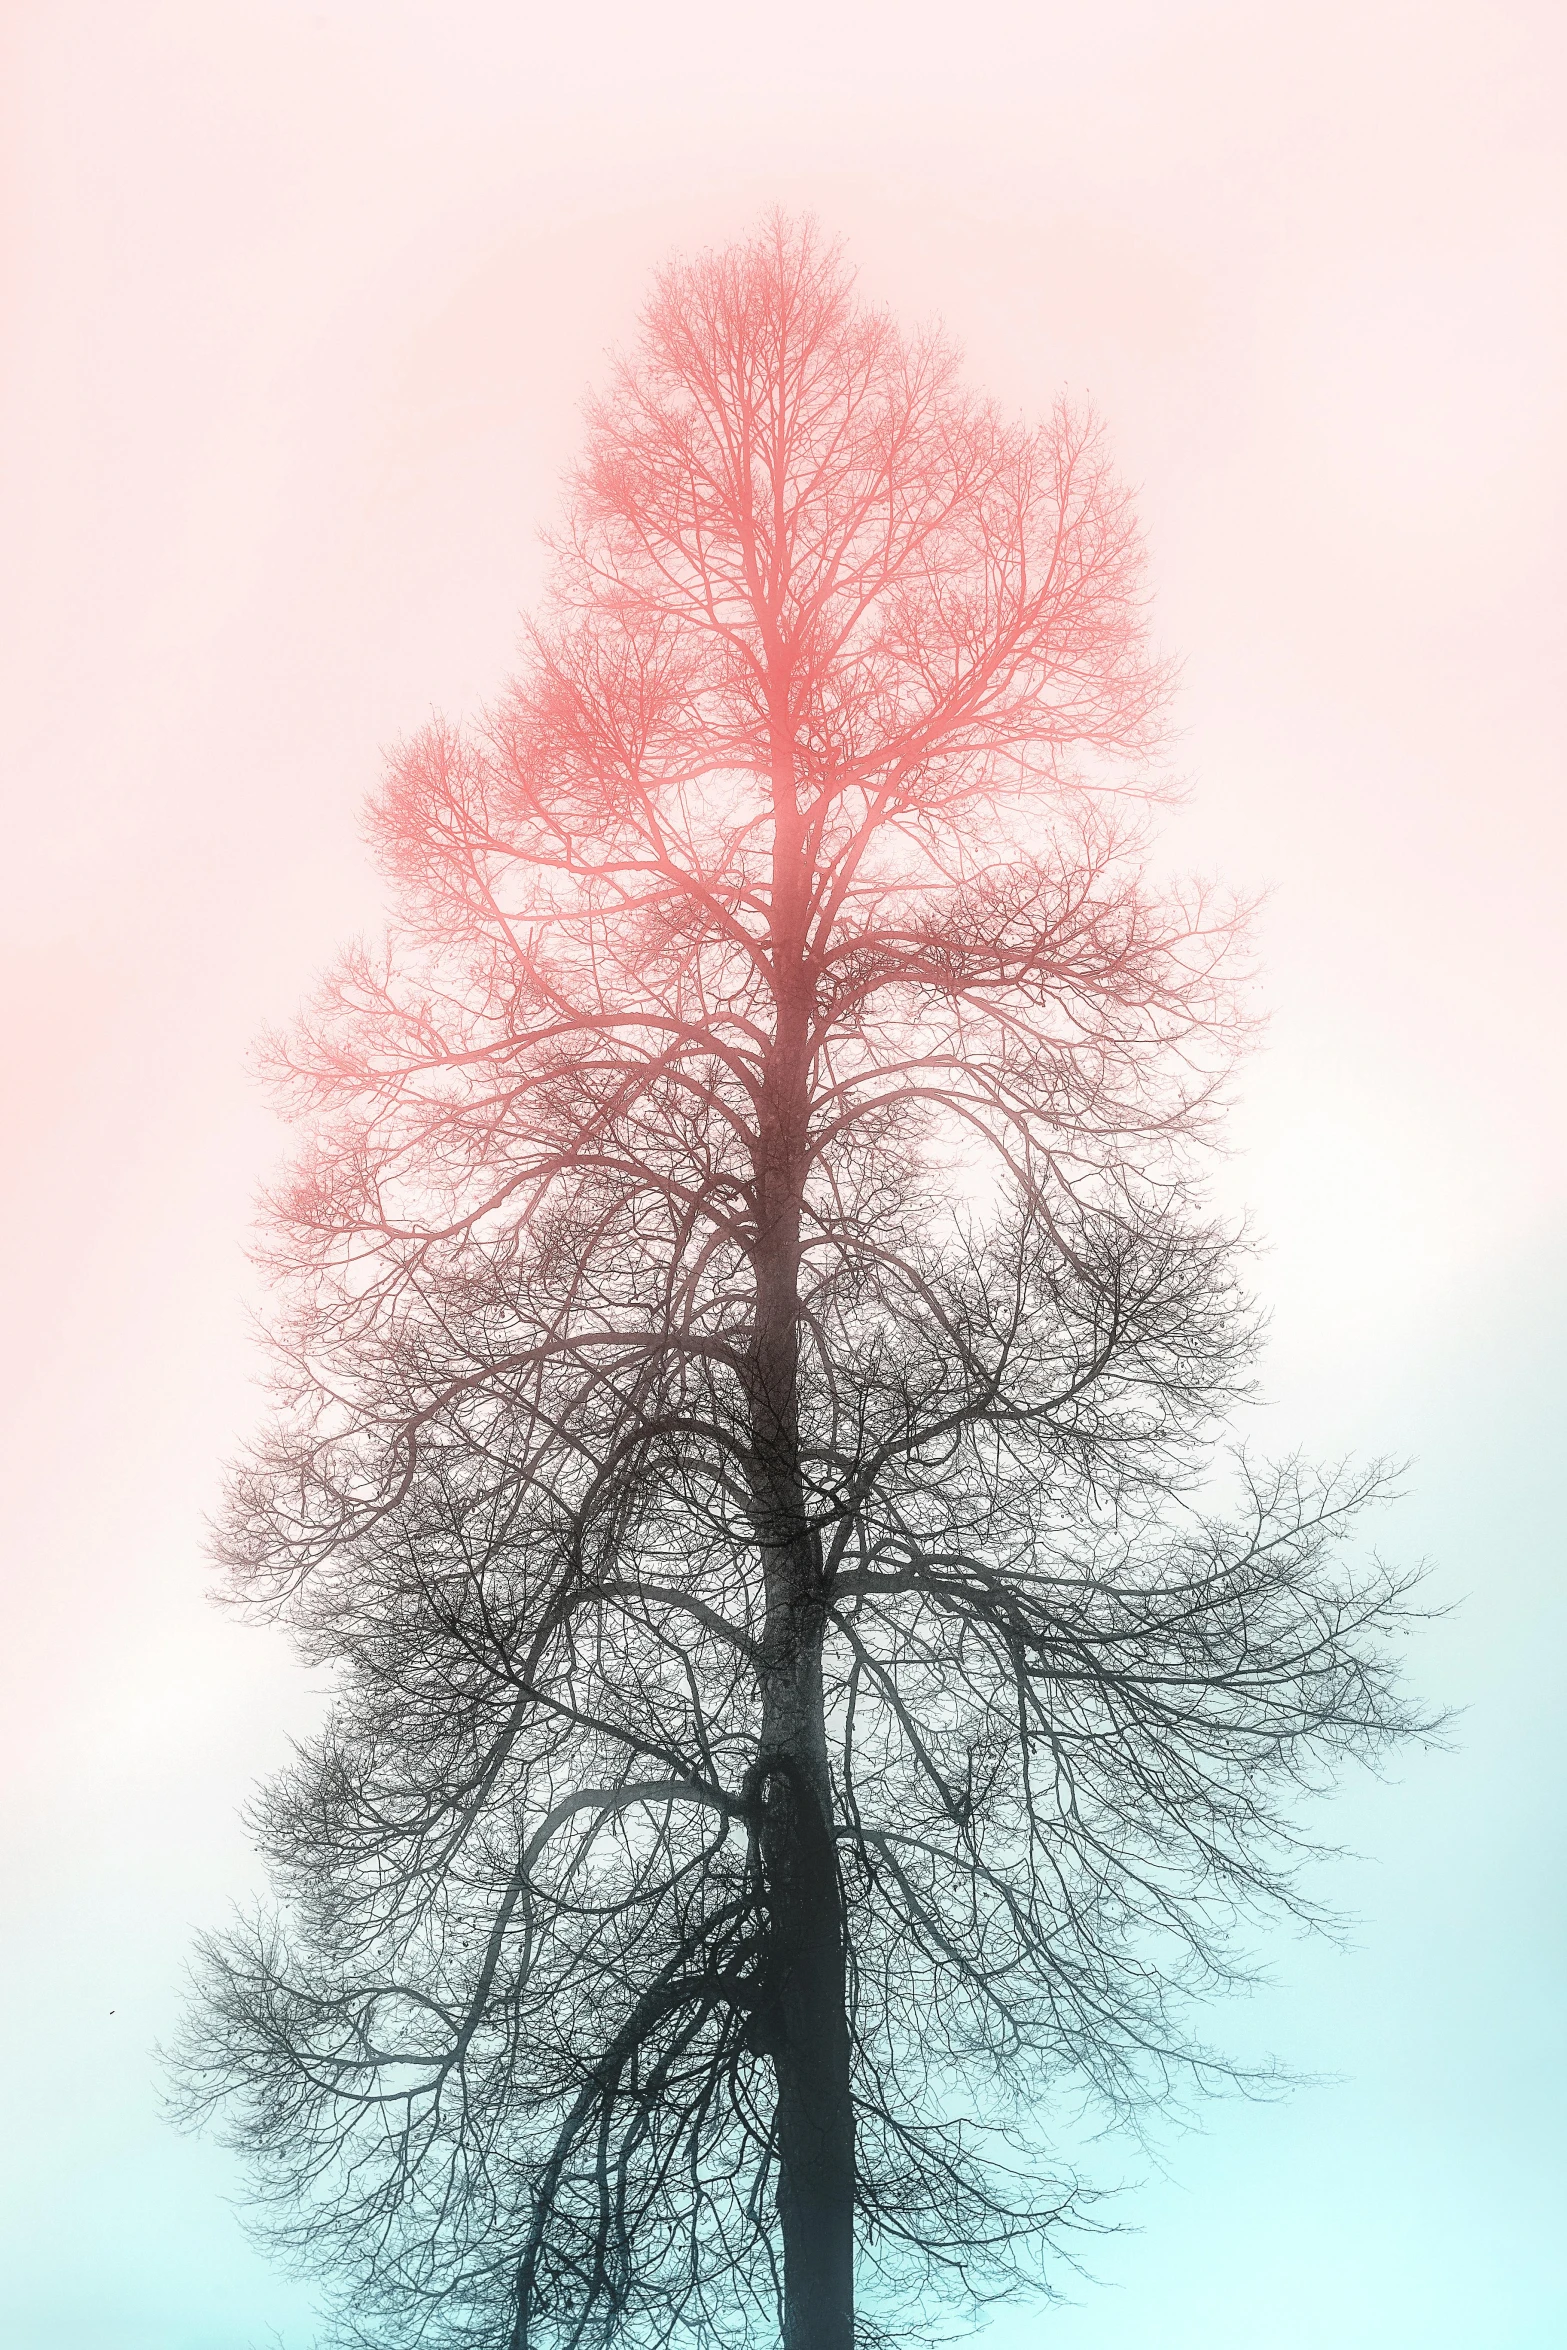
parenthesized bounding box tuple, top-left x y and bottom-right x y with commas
(177, 217, 1423, 2350)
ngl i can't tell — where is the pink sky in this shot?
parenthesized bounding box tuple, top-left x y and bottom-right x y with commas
(2, 4, 1563, 2344)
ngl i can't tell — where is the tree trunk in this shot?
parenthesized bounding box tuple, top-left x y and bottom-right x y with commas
(748, 727, 854, 2347)
(750, 1272, 856, 2346)
(756, 1620, 855, 2350)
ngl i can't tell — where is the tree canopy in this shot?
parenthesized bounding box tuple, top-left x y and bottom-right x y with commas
(177, 216, 1424, 2350)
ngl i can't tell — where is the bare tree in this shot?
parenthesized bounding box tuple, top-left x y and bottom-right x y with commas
(176, 217, 1424, 2350)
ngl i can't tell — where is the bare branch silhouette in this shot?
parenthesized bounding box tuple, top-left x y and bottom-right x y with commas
(173, 216, 1429, 2350)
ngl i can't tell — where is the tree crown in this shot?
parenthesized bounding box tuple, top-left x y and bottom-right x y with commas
(179, 218, 1423, 2350)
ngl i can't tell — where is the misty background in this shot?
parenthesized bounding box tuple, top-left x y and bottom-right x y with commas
(2, 3, 1562, 2343)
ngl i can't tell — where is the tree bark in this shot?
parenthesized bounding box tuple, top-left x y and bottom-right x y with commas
(750, 1282, 855, 2346)
(759, 1678, 855, 2350)
(750, 771, 855, 2348)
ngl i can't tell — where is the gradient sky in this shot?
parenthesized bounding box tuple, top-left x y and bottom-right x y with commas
(2, 4, 1563, 2345)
